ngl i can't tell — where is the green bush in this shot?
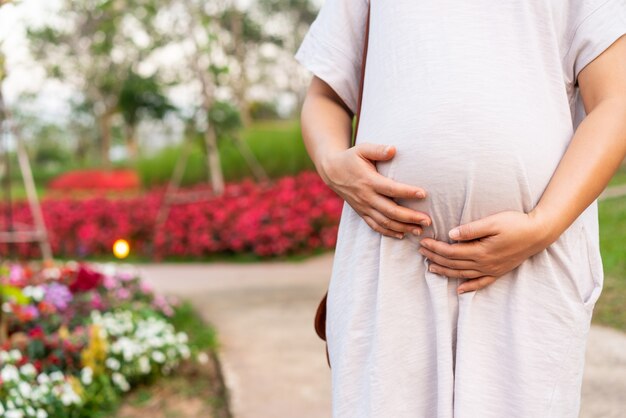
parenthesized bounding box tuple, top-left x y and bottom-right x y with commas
(137, 120, 315, 187)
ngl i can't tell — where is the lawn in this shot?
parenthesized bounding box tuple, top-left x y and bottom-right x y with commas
(593, 195, 626, 331)
(137, 119, 314, 187)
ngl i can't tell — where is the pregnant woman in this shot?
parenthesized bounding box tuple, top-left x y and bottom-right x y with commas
(295, 1, 626, 417)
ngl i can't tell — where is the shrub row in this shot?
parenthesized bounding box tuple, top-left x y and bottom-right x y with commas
(0, 171, 343, 260)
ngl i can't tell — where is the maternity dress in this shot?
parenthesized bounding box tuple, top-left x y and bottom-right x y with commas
(294, 1, 626, 417)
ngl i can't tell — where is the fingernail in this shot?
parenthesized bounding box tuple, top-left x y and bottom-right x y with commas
(458, 289, 465, 294)
(396, 233, 404, 239)
(412, 228, 422, 236)
(449, 227, 460, 239)
(383, 145, 391, 154)
(428, 266, 435, 273)
(415, 191, 425, 198)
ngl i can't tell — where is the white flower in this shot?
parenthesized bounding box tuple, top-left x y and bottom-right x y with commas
(197, 352, 209, 365)
(179, 345, 191, 360)
(25, 406, 36, 416)
(19, 364, 37, 377)
(105, 357, 121, 371)
(138, 356, 151, 374)
(5, 410, 24, 418)
(18, 381, 32, 398)
(81, 367, 93, 386)
(60, 383, 81, 406)
(2, 302, 12, 313)
(112, 372, 130, 392)
(151, 351, 166, 364)
(36, 373, 50, 385)
(9, 349, 22, 362)
(0, 403, 4, 415)
(42, 267, 61, 280)
(0, 350, 10, 363)
(1, 364, 19, 382)
(23, 286, 45, 302)
(49, 371, 64, 382)
(176, 332, 189, 344)
(36, 409, 48, 418)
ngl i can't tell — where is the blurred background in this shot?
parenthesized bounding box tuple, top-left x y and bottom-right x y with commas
(0, 1, 625, 417)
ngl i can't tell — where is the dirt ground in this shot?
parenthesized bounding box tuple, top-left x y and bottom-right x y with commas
(115, 351, 231, 418)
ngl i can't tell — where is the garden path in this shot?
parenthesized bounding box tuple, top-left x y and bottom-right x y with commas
(140, 254, 626, 418)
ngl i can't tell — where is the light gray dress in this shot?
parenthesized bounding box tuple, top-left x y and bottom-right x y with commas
(295, 1, 626, 417)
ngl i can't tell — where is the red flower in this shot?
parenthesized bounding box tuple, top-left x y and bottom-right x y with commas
(69, 264, 103, 293)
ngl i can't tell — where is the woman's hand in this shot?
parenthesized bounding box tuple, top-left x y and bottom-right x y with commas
(319, 143, 431, 239)
(417, 210, 551, 293)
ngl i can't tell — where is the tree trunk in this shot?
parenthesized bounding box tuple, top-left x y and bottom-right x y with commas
(230, 10, 251, 126)
(98, 111, 113, 168)
(204, 124, 224, 195)
(125, 124, 138, 160)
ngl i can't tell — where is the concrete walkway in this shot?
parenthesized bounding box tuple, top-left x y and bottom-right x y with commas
(139, 253, 626, 418)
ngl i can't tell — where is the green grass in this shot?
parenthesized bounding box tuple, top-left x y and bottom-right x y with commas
(137, 119, 314, 187)
(170, 302, 218, 352)
(593, 195, 626, 330)
(608, 166, 626, 187)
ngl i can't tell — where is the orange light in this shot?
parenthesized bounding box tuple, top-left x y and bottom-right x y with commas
(113, 239, 130, 259)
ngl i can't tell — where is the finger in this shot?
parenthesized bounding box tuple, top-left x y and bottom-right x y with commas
(418, 247, 478, 269)
(356, 143, 396, 162)
(361, 214, 406, 239)
(426, 263, 484, 279)
(419, 238, 477, 260)
(370, 174, 428, 200)
(457, 276, 498, 294)
(367, 208, 424, 236)
(449, 217, 497, 241)
(369, 194, 431, 227)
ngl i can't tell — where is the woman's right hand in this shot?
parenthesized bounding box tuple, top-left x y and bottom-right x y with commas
(319, 142, 431, 239)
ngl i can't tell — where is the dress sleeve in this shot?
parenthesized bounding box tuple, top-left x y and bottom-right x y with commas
(294, 0, 370, 114)
(562, 0, 626, 86)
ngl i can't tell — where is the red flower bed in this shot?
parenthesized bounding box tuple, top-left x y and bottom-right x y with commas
(0, 171, 343, 259)
(48, 169, 141, 191)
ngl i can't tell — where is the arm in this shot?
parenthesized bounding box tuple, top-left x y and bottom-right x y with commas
(416, 35, 626, 294)
(301, 75, 432, 238)
(530, 34, 626, 243)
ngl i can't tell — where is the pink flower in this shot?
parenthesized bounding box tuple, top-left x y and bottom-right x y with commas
(103, 275, 118, 290)
(91, 292, 105, 310)
(116, 288, 130, 300)
(140, 281, 153, 294)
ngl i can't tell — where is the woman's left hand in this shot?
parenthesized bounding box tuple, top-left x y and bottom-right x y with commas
(417, 210, 552, 294)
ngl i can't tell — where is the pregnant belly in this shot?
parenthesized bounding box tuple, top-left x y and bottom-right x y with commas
(371, 125, 571, 242)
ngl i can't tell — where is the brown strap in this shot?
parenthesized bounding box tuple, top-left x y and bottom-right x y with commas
(352, 2, 371, 147)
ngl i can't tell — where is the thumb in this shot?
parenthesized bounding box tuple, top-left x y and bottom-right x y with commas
(449, 218, 494, 241)
(357, 143, 395, 161)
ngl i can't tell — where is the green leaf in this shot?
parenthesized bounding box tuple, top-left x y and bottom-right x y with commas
(0, 285, 30, 305)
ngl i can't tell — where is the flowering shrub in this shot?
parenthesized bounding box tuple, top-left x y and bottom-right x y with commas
(0, 261, 190, 417)
(0, 171, 343, 260)
(48, 169, 141, 192)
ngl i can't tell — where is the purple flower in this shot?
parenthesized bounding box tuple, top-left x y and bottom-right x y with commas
(44, 283, 73, 311)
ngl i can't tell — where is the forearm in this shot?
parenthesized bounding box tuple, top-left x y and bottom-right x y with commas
(300, 84, 354, 181)
(530, 97, 626, 244)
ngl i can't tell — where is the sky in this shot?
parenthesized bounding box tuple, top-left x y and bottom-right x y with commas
(0, 0, 74, 122)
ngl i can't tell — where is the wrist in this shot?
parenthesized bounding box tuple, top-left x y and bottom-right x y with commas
(316, 146, 346, 186)
(527, 206, 562, 248)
